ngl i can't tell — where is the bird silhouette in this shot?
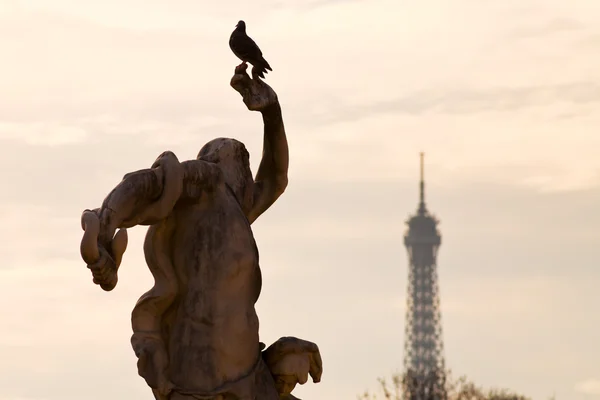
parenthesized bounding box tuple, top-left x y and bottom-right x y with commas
(229, 20, 273, 79)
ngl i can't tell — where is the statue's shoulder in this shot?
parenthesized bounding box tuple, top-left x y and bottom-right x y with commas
(182, 159, 226, 186)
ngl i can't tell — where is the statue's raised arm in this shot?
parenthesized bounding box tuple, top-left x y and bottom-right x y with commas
(230, 63, 289, 223)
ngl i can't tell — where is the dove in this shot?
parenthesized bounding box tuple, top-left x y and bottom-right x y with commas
(229, 20, 273, 79)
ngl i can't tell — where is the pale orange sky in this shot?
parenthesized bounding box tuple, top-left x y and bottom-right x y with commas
(1, 1, 599, 399)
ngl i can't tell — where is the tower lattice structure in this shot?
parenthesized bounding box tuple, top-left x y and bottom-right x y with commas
(402, 153, 447, 400)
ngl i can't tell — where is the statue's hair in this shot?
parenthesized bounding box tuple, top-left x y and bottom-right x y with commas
(198, 138, 254, 212)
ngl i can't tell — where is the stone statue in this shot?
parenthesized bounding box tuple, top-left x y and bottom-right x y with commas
(78, 64, 322, 400)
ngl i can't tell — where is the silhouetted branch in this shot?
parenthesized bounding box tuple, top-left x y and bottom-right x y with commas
(359, 370, 534, 400)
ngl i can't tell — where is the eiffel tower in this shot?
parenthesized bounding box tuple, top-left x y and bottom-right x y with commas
(402, 153, 447, 400)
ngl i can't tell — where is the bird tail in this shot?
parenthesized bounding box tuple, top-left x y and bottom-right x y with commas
(253, 57, 272, 79)
(251, 65, 266, 79)
(261, 57, 273, 72)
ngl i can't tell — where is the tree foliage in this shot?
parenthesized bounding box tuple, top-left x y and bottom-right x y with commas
(357, 370, 532, 400)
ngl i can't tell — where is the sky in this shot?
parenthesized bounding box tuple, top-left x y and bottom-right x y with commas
(0, 0, 599, 399)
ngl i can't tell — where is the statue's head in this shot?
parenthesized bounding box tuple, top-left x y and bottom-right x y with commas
(198, 138, 254, 212)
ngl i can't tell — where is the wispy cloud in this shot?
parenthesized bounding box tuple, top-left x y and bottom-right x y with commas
(508, 18, 583, 40)
(0, 122, 88, 146)
(575, 379, 600, 396)
(269, 0, 363, 11)
(302, 81, 600, 126)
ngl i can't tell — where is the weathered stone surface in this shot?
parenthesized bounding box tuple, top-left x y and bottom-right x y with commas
(79, 64, 322, 399)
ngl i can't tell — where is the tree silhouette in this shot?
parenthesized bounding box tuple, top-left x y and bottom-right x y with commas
(357, 370, 535, 400)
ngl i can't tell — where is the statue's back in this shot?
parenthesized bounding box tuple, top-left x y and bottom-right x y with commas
(166, 185, 262, 393)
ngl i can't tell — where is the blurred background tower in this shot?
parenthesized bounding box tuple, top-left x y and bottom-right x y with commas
(402, 153, 447, 400)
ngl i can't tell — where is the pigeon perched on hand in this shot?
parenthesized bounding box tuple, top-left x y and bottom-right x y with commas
(229, 20, 273, 79)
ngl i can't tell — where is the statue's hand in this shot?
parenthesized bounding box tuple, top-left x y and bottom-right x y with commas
(230, 63, 278, 112)
(87, 246, 118, 291)
(80, 209, 128, 291)
(263, 337, 323, 398)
